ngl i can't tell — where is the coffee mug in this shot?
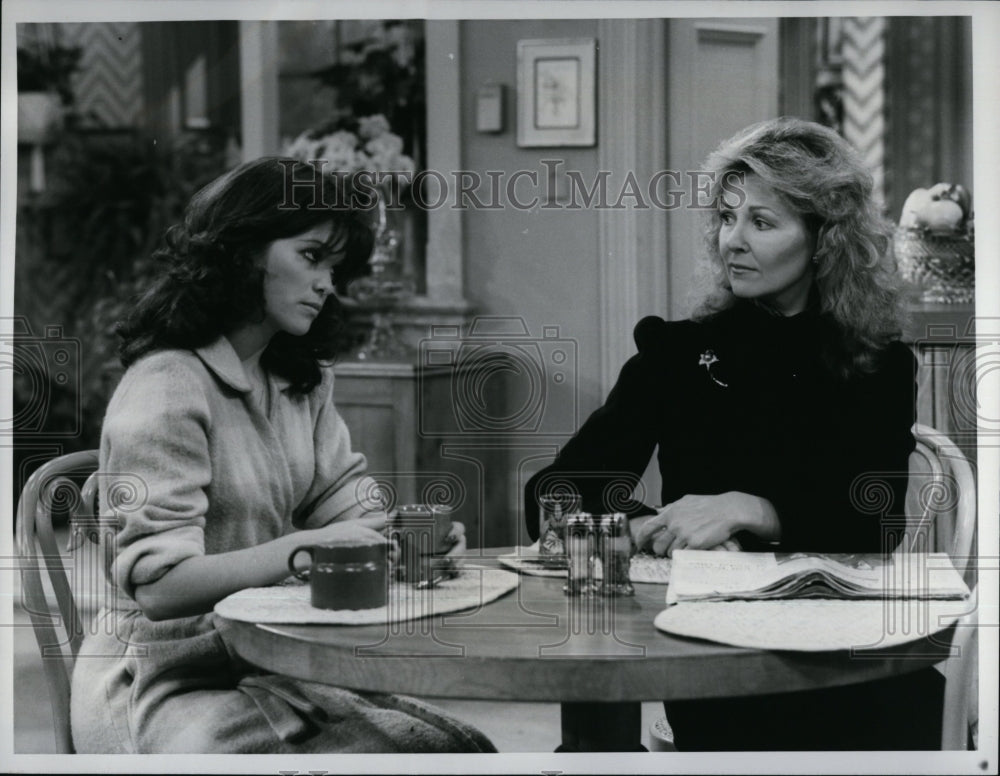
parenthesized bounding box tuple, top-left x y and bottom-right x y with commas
(389, 504, 455, 583)
(288, 541, 388, 610)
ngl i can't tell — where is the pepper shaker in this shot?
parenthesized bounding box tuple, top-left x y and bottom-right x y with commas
(564, 512, 595, 595)
(597, 512, 634, 597)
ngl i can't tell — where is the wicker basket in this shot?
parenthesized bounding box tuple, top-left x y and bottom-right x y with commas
(894, 226, 975, 304)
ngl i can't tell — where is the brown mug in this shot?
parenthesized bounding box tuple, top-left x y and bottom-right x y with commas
(389, 504, 455, 583)
(288, 541, 388, 610)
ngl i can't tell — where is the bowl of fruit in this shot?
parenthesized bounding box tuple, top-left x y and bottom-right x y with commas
(894, 183, 974, 304)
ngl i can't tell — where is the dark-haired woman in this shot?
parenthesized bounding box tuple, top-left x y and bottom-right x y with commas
(70, 158, 495, 754)
(526, 118, 943, 751)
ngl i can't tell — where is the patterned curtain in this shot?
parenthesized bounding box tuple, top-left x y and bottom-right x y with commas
(58, 22, 144, 128)
(816, 17, 887, 206)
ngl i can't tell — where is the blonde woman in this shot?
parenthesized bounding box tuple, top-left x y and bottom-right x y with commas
(527, 118, 938, 750)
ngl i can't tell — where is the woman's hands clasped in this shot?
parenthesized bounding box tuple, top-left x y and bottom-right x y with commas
(632, 491, 781, 557)
(633, 494, 742, 556)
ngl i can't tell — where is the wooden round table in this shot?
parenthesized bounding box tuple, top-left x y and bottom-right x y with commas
(215, 554, 953, 750)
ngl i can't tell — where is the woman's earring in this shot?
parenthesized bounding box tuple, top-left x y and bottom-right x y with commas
(811, 255, 819, 265)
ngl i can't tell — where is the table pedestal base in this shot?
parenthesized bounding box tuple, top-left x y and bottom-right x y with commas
(559, 701, 646, 752)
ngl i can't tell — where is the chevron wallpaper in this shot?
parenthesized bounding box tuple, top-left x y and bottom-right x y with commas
(58, 22, 143, 128)
(841, 17, 886, 205)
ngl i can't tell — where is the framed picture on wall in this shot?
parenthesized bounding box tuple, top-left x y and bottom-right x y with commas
(516, 38, 596, 147)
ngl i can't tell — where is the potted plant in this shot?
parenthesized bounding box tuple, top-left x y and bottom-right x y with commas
(17, 40, 82, 144)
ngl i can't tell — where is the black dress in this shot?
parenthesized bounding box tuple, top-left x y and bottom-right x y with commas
(525, 300, 944, 750)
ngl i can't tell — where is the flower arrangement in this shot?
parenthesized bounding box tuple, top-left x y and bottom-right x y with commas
(283, 114, 416, 188)
(17, 36, 83, 146)
(309, 20, 425, 169)
(17, 39, 82, 105)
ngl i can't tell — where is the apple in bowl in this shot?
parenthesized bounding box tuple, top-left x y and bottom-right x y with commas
(899, 183, 972, 234)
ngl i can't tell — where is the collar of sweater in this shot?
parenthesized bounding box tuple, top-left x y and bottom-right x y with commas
(724, 299, 822, 340)
(194, 337, 292, 394)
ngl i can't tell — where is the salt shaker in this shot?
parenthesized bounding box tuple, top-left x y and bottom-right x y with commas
(564, 512, 595, 595)
(538, 492, 582, 567)
(597, 512, 634, 597)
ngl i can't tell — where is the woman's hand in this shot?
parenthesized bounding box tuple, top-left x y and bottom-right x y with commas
(383, 521, 467, 567)
(633, 492, 779, 557)
(287, 519, 391, 574)
(311, 518, 389, 546)
(442, 521, 467, 556)
(633, 494, 739, 556)
(135, 519, 391, 621)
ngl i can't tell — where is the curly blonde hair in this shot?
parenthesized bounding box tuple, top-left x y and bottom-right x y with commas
(693, 117, 906, 378)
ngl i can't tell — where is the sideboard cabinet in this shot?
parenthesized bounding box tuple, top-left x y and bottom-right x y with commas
(332, 360, 512, 548)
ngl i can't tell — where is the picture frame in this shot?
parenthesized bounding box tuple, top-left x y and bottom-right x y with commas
(516, 38, 596, 147)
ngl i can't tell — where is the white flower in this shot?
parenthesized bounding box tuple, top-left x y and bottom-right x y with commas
(386, 25, 416, 68)
(283, 115, 415, 187)
(365, 133, 403, 157)
(358, 114, 392, 141)
(282, 132, 321, 160)
(317, 131, 362, 172)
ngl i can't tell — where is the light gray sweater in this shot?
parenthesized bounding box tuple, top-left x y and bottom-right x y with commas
(100, 336, 379, 600)
(72, 338, 495, 754)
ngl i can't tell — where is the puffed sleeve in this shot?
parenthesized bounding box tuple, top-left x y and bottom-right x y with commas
(100, 353, 212, 600)
(768, 342, 918, 553)
(523, 316, 669, 541)
(293, 367, 383, 529)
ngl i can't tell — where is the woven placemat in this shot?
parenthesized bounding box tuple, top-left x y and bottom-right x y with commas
(498, 546, 671, 584)
(214, 566, 519, 625)
(654, 598, 968, 652)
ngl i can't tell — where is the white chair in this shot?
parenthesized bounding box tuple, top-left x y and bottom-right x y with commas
(905, 423, 976, 576)
(16, 449, 104, 753)
(906, 424, 978, 750)
(940, 584, 978, 750)
(649, 423, 978, 752)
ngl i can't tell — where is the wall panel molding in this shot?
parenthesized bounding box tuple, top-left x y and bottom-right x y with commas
(239, 21, 279, 159)
(694, 23, 768, 45)
(666, 18, 779, 318)
(424, 20, 465, 303)
(596, 19, 668, 397)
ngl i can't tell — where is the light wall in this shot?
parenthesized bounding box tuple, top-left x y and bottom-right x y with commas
(460, 19, 606, 422)
(455, 18, 781, 528)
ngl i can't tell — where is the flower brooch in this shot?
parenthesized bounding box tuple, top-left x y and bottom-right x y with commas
(698, 349, 728, 387)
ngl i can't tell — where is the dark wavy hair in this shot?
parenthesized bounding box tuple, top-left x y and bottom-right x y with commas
(693, 117, 906, 378)
(117, 157, 375, 394)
